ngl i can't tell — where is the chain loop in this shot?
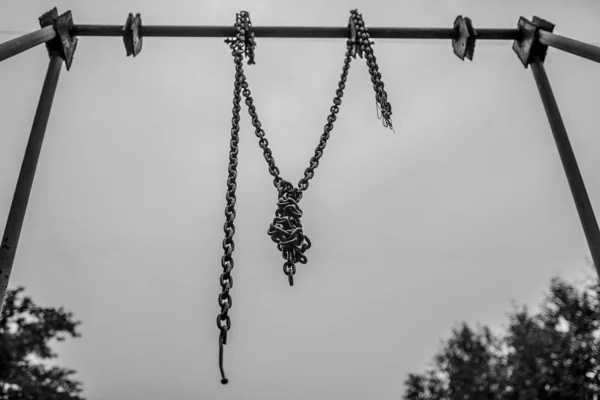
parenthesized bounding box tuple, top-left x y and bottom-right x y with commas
(232, 10, 394, 286)
(238, 34, 352, 285)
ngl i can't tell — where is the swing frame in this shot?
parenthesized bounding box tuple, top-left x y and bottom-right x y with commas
(1, 8, 600, 310)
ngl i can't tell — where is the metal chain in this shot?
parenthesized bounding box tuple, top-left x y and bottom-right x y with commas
(232, 10, 394, 287)
(349, 9, 394, 131)
(216, 11, 255, 386)
(216, 8, 395, 384)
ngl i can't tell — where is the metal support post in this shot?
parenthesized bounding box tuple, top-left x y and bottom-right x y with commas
(0, 7, 76, 310)
(0, 53, 63, 310)
(513, 16, 600, 280)
(531, 59, 600, 279)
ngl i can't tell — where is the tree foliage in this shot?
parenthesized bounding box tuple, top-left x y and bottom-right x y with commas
(403, 276, 600, 399)
(0, 287, 85, 400)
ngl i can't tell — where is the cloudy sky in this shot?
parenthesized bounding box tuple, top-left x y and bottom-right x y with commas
(1, 0, 600, 399)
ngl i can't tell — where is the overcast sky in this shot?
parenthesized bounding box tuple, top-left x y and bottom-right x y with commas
(1, 0, 600, 399)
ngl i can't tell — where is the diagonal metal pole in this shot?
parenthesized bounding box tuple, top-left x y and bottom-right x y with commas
(531, 56, 600, 279)
(0, 52, 63, 311)
(0, 26, 56, 63)
(538, 30, 600, 64)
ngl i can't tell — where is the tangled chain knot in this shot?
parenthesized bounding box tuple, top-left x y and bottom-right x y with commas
(267, 180, 312, 286)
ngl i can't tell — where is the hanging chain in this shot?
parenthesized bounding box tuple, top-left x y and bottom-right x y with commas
(217, 8, 395, 384)
(230, 10, 394, 287)
(349, 9, 394, 131)
(217, 11, 256, 386)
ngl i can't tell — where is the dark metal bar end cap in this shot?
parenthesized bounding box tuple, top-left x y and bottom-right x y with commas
(452, 15, 476, 61)
(39, 7, 78, 70)
(123, 13, 143, 57)
(512, 16, 555, 68)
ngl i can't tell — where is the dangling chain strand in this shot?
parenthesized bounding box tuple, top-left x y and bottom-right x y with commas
(217, 11, 256, 385)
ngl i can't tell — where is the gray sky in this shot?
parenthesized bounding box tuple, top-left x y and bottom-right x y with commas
(1, 0, 600, 399)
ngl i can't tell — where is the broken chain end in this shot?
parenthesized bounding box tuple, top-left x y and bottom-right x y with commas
(219, 328, 230, 385)
(386, 119, 395, 133)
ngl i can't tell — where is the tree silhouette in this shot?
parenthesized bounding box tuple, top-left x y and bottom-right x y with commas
(403, 275, 600, 399)
(0, 287, 85, 400)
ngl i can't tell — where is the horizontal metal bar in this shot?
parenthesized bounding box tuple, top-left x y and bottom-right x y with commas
(538, 30, 600, 64)
(71, 24, 519, 40)
(0, 26, 56, 62)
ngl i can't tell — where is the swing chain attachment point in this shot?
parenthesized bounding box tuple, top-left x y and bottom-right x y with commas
(349, 10, 394, 131)
(225, 11, 256, 65)
(349, 14, 373, 58)
(38, 7, 77, 70)
(452, 15, 477, 61)
(123, 13, 143, 57)
(513, 16, 555, 68)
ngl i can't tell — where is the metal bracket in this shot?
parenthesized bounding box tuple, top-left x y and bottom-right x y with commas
(38, 8, 77, 70)
(512, 16, 555, 68)
(123, 13, 143, 57)
(452, 15, 477, 61)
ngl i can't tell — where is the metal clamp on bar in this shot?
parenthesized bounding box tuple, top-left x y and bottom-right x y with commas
(452, 16, 476, 61)
(123, 13, 143, 57)
(38, 8, 77, 70)
(512, 16, 555, 68)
